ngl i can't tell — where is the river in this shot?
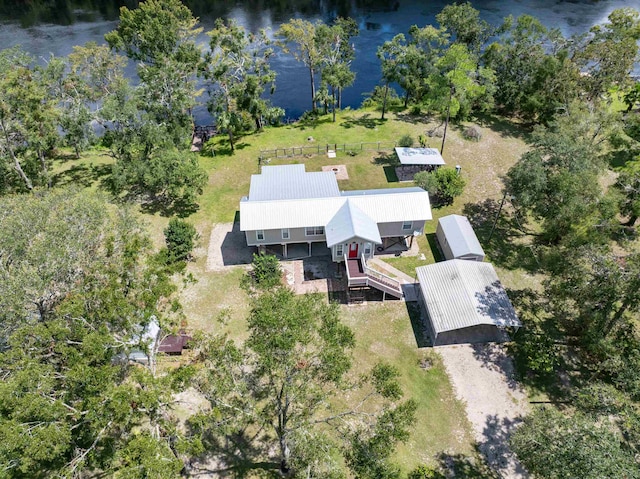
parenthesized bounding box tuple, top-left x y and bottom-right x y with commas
(1, 0, 639, 121)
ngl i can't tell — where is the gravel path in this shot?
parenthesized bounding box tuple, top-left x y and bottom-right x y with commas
(437, 343, 530, 478)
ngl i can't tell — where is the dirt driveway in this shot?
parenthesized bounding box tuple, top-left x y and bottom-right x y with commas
(206, 222, 254, 271)
(437, 343, 529, 478)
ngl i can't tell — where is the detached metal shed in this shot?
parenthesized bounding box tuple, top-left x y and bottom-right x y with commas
(415, 260, 521, 345)
(436, 214, 485, 262)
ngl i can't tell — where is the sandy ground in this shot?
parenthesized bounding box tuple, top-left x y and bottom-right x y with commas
(437, 343, 530, 478)
(206, 223, 254, 271)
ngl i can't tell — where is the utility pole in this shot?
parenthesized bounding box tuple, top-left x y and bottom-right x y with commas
(488, 190, 508, 242)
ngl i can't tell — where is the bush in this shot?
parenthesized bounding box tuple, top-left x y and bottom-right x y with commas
(361, 85, 402, 109)
(397, 134, 414, 147)
(164, 218, 198, 262)
(414, 167, 466, 205)
(407, 464, 444, 479)
(245, 253, 282, 291)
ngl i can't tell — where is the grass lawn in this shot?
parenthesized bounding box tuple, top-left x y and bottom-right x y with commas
(51, 107, 539, 473)
(341, 301, 474, 471)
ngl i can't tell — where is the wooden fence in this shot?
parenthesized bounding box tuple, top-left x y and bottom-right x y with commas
(259, 142, 397, 161)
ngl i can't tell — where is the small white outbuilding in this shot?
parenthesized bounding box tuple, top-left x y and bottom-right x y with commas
(436, 214, 485, 262)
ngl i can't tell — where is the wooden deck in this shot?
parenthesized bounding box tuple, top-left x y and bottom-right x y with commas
(346, 258, 365, 278)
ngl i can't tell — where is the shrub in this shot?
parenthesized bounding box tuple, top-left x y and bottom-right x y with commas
(414, 167, 466, 205)
(407, 464, 444, 479)
(245, 253, 282, 291)
(397, 134, 414, 147)
(164, 218, 198, 262)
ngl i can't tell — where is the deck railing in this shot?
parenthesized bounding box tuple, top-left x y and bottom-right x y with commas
(360, 255, 402, 292)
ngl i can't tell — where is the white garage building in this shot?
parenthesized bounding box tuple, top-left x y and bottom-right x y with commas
(415, 260, 521, 345)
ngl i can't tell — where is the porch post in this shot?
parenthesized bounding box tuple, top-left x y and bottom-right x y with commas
(308, 242, 312, 256)
(283, 244, 287, 258)
(383, 291, 386, 302)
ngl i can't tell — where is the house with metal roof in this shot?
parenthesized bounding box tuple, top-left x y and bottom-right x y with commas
(436, 214, 485, 262)
(415, 260, 521, 345)
(240, 164, 432, 299)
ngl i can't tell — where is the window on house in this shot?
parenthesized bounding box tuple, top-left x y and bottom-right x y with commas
(402, 220, 413, 231)
(281, 228, 290, 240)
(336, 244, 344, 257)
(364, 242, 372, 255)
(305, 226, 324, 236)
(256, 230, 265, 241)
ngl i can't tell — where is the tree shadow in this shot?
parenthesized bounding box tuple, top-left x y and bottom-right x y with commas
(339, 113, 385, 129)
(51, 162, 111, 188)
(476, 414, 528, 477)
(186, 426, 279, 478)
(434, 452, 499, 478)
(394, 111, 434, 125)
(139, 195, 201, 218)
(462, 199, 540, 273)
(291, 115, 333, 130)
(472, 113, 532, 141)
(371, 152, 399, 183)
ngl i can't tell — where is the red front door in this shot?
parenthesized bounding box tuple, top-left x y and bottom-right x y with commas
(348, 242, 359, 259)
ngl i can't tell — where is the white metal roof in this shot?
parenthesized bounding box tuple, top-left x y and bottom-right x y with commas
(325, 200, 382, 247)
(416, 260, 521, 335)
(395, 147, 446, 166)
(438, 214, 485, 258)
(249, 164, 340, 201)
(240, 189, 432, 231)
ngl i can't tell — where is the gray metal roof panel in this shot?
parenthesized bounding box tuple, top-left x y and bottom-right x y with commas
(415, 260, 520, 335)
(325, 199, 382, 247)
(395, 147, 446, 165)
(438, 214, 485, 258)
(249, 165, 340, 201)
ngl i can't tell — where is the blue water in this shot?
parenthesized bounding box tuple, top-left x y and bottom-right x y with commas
(1, 0, 638, 121)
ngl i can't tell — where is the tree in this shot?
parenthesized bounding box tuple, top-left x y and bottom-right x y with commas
(190, 288, 415, 476)
(277, 19, 324, 113)
(164, 217, 198, 262)
(436, 1, 494, 56)
(0, 47, 60, 192)
(483, 15, 579, 122)
(105, 0, 202, 144)
(0, 189, 188, 477)
(242, 253, 282, 291)
(62, 42, 127, 158)
(504, 103, 615, 243)
(316, 18, 359, 121)
(616, 159, 640, 226)
(377, 34, 408, 120)
(204, 18, 279, 151)
(511, 407, 639, 479)
(414, 167, 466, 205)
(546, 246, 640, 341)
(573, 8, 640, 101)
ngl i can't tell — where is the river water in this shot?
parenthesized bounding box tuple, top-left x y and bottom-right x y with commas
(1, 0, 638, 121)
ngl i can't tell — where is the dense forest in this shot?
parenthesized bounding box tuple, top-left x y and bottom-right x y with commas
(2, 0, 640, 477)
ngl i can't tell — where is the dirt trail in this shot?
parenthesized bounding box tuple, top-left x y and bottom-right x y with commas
(437, 343, 530, 478)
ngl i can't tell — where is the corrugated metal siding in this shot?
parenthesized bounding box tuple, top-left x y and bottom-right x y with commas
(438, 215, 484, 259)
(325, 200, 381, 247)
(415, 260, 520, 335)
(395, 147, 446, 165)
(249, 166, 340, 201)
(240, 190, 432, 231)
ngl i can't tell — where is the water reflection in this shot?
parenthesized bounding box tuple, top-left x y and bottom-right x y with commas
(1, 0, 638, 120)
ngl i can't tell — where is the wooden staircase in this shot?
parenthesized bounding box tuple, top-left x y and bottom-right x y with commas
(345, 254, 403, 300)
